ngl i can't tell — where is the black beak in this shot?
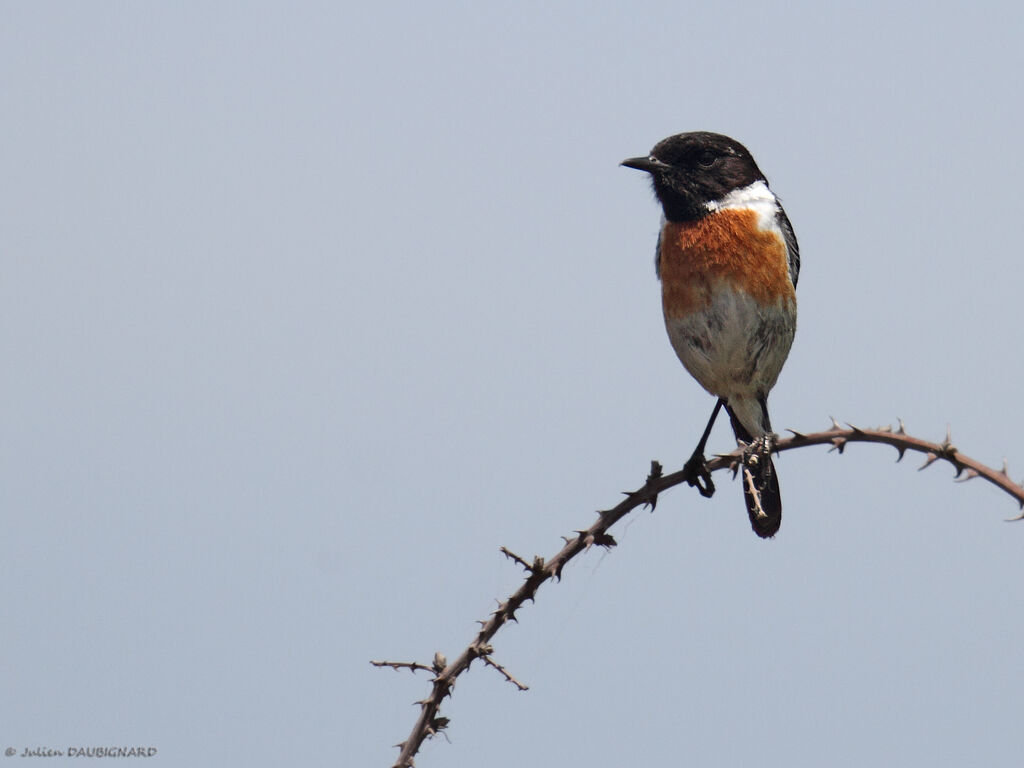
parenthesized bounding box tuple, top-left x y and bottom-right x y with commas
(621, 155, 667, 173)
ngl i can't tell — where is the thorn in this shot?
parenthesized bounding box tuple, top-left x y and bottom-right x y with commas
(954, 468, 979, 483)
(1006, 498, 1024, 520)
(879, 424, 893, 433)
(829, 437, 847, 454)
(896, 418, 906, 435)
(941, 424, 957, 455)
(846, 422, 864, 434)
(918, 452, 940, 471)
(1002, 458, 1010, 477)
(643, 466, 659, 507)
(894, 445, 906, 462)
(786, 428, 806, 439)
(715, 451, 742, 475)
(829, 415, 842, 431)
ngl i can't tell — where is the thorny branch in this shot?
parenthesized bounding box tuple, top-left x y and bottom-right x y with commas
(369, 660, 435, 675)
(481, 654, 529, 691)
(377, 419, 1024, 767)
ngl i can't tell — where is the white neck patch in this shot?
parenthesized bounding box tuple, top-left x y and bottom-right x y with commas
(705, 180, 779, 230)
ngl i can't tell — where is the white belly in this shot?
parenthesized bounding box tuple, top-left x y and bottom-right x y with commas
(665, 287, 796, 413)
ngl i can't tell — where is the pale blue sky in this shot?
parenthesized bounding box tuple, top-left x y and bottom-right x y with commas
(3, 3, 1024, 766)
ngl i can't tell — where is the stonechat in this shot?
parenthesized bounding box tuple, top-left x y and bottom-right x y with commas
(623, 132, 798, 537)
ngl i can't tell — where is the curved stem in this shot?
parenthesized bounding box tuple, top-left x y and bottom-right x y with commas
(381, 420, 1024, 767)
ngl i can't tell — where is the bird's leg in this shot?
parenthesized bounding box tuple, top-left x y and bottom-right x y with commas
(682, 398, 724, 498)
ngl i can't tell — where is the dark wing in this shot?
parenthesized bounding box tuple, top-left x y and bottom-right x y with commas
(778, 207, 800, 288)
(654, 229, 662, 280)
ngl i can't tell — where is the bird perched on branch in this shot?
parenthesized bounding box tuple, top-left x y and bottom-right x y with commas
(622, 132, 799, 538)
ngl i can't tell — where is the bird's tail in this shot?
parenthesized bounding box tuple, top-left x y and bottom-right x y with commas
(726, 404, 782, 539)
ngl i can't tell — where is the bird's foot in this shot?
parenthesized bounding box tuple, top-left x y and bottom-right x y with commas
(742, 434, 777, 484)
(682, 451, 715, 498)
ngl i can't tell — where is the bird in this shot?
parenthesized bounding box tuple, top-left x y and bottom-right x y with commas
(621, 132, 799, 538)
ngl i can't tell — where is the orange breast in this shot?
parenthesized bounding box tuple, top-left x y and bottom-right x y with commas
(660, 208, 795, 320)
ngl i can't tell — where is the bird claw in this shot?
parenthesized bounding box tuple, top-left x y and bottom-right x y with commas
(752, 433, 776, 454)
(741, 434, 776, 485)
(682, 453, 715, 498)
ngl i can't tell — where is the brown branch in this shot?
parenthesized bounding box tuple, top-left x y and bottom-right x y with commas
(498, 546, 531, 570)
(370, 660, 435, 674)
(742, 466, 767, 522)
(775, 421, 1024, 512)
(381, 420, 1024, 767)
(481, 655, 529, 691)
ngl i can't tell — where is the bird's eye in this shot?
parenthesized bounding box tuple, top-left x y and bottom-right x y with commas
(697, 151, 717, 168)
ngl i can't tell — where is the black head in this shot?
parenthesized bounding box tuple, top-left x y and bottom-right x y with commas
(622, 132, 766, 222)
